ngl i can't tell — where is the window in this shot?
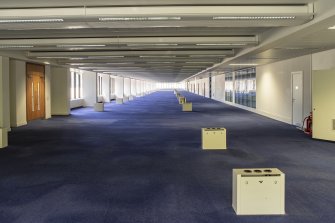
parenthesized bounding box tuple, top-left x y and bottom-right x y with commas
(71, 69, 82, 100)
(225, 73, 234, 102)
(234, 68, 256, 108)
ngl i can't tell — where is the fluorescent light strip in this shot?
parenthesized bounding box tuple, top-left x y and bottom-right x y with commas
(147, 62, 175, 64)
(328, 25, 335, 30)
(57, 44, 106, 48)
(37, 56, 70, 59)
(127, 43, 178, 46)
(0, 18, 64, 23)
(67, 63, 86, 66)
(185, 62, 214, 64)
(140, 56, 176, 58)
(213, 16, 295, 20)
(0, 45, 34, 48)
(196, 43, 246, 46)
(99, 17, 181, 21)
(229, 63, 258, 66)
(87, 56, 125, 59)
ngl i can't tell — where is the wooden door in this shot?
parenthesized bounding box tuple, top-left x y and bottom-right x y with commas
(26, 63, 45, 121)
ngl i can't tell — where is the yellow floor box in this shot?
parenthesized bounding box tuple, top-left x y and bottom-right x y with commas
(232, 168, 285, 215)
(202, 128, 226, 149)
(182, 103, 192, 112)
(179, 96, 186, 104)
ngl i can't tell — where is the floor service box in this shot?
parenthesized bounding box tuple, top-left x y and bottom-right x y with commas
(182, 103, 192, 112)
(116, 98, 123, 104)
(202, 128, 226, 149)
(94, 103, 104, 112)
(179, 96, 186, 104)
(232, 168, 285, 215)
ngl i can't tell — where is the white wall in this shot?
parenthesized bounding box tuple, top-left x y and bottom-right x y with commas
(101, 73, 110, 102)
(82, 70, 97, 107)
(256, 55, 312, 124)
(9, 59, 27, 127)
(51, 67, 70, 115)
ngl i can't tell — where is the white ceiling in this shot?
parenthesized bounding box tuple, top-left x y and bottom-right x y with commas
(1, 0, 334, 82)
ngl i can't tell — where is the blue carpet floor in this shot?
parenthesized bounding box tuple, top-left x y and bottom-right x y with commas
(1, 90, 334, 223)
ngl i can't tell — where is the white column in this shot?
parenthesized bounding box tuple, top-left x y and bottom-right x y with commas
(115, 76, 124, 103)
(110, 76, 116, 99)
(45, 64, 52, 119)
(101, 73, 110, 102)
(9, 59, 27, 127)
(0, 56, 10, 148)
(131, 79, 136, 96)
(82, 71, 97, 107)
(141, 81, 145, 95)
(136, 80, 141, 96)
(51, 67, 71, 115)
(124, 77, 131, 102)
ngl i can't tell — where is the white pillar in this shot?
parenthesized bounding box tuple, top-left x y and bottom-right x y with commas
(131, 79, 136, 97)
(51, 67, 71, 115)
(101, 73, 110, 102)
(110, 76, 115, 99)
(9, 59, 27, 127)
(124, 78, 131, 102)
(82, 71, 97, 107)
(136, 80, 141, 96)
(0, 56, 10, 148)
(141, 81, 145, 94)
(45, 64, 52, 119)
(115, 76, 124, 103)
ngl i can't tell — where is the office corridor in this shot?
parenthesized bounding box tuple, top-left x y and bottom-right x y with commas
(1, 91, 334, 223)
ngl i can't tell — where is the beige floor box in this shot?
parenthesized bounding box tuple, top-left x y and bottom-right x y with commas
(232, 168, 285, 215)
(116, 98, 124, 104)
(179, 97, 186, 104)
(202, 128, 227, 149)
(0, 128, 8, 148)
(94, 103, 104, 112)
(182, 103, 192, 112)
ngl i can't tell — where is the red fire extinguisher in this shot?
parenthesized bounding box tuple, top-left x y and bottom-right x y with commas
(303, 112, 312, 136)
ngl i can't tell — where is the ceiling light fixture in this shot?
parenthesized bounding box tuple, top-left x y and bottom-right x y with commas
(213, 16, 295, 20)
(0, 45, 34, 48)
(140, 56, 176, 58)
(87, 56, 124, 58)
(229, 63, 258, 66)
(127, 43, 178, 46)
(196, 43, 246, 46)
(67, 63, 86, 66)
(57, 44, 106, 48)
(99, 17, 181, 21)
(0, 18, 64, 23)
(328, 25, 335, 29)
